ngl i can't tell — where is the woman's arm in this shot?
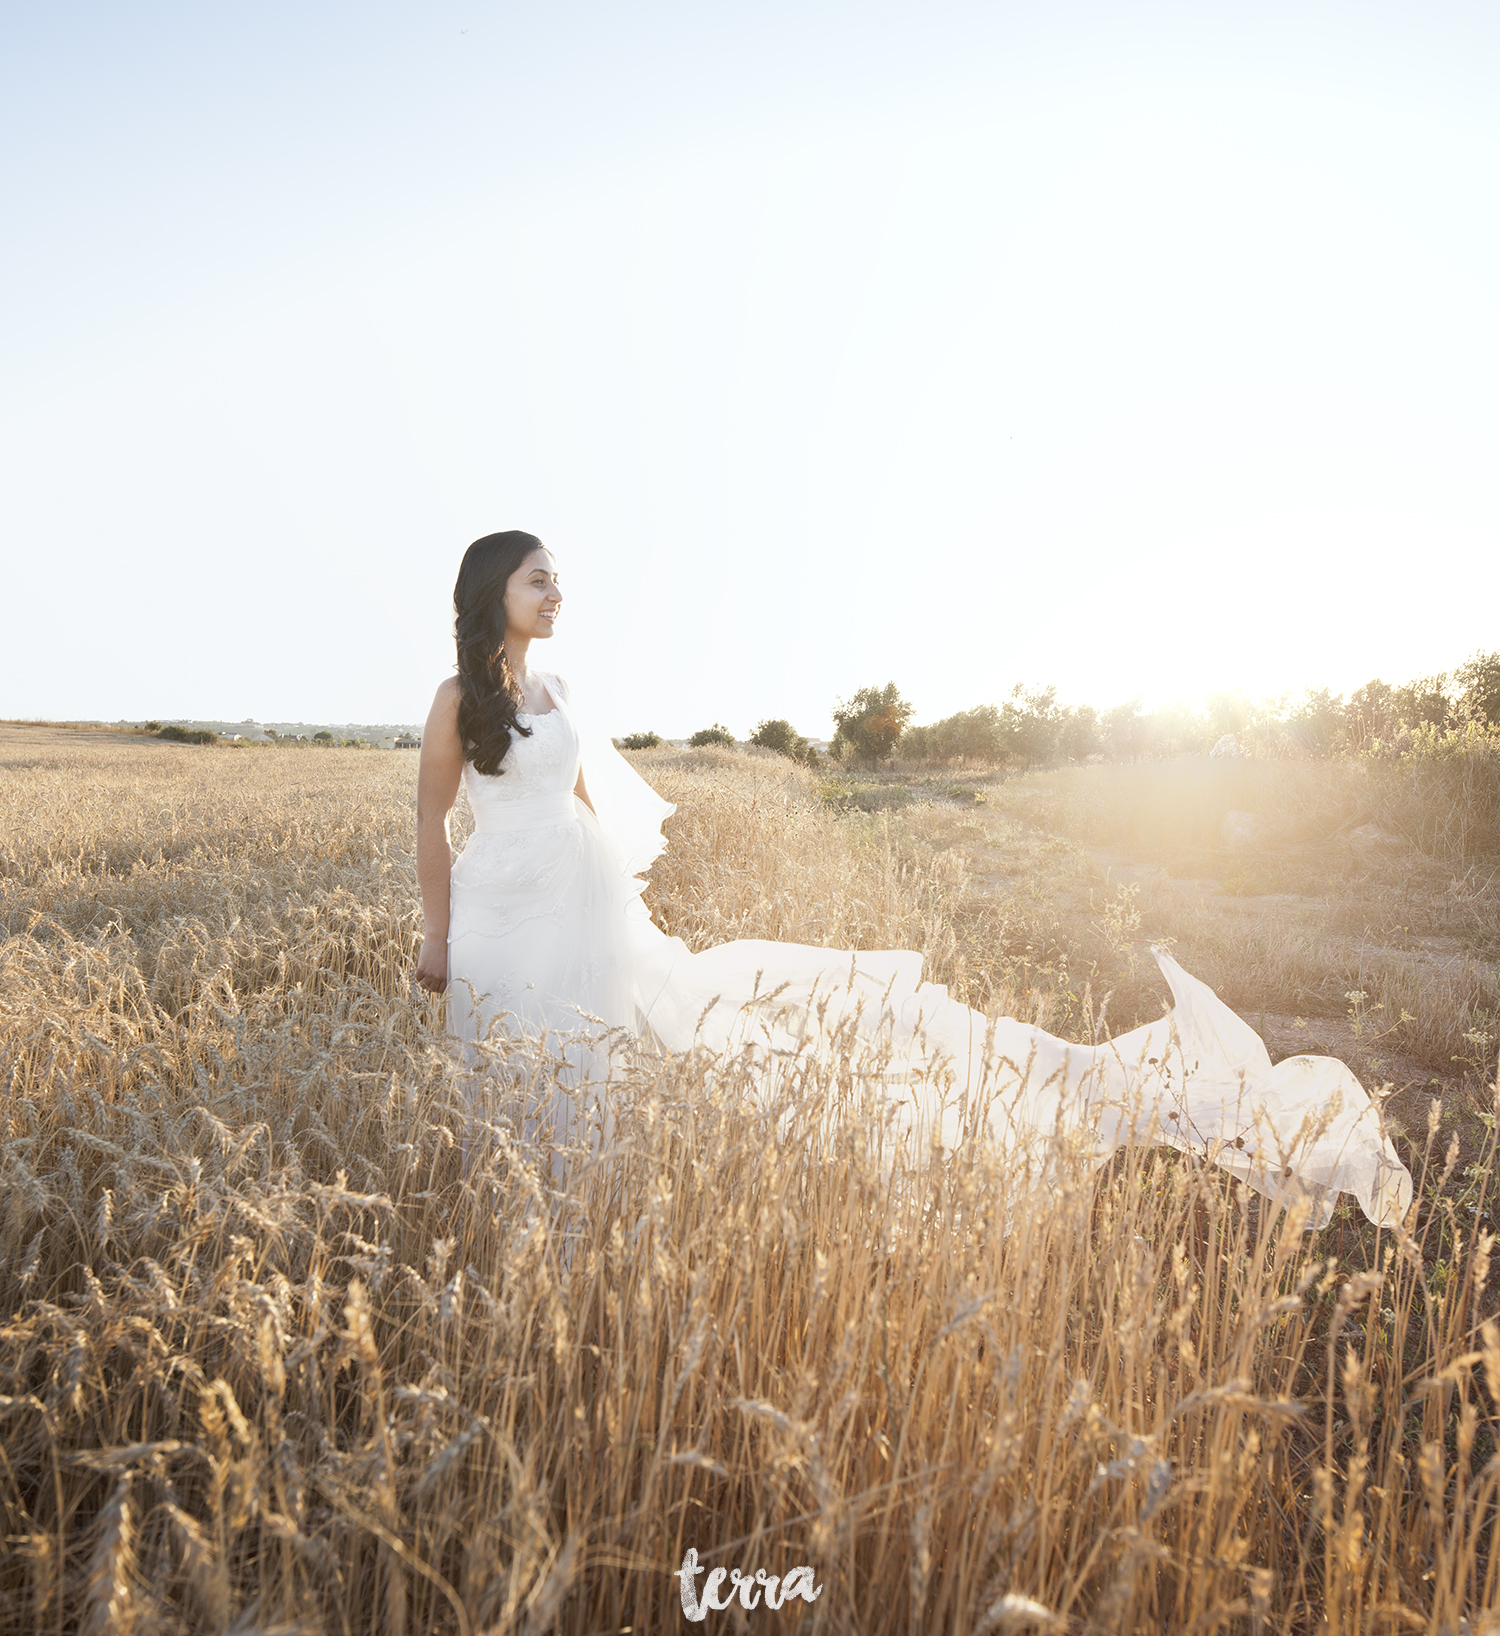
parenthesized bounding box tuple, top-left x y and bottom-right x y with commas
(574, 766, 597, 816)
(415, 679, 464, 993)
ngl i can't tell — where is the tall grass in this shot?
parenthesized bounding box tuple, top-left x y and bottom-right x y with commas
(1369, 727, 1500, 864)
(3, 735, 1499, 1632)
(632, 745, 967, 981)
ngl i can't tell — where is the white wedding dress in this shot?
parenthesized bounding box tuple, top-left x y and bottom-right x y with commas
(447, 673, 1412, 1228)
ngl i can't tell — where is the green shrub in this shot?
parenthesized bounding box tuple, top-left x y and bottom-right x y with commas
(749, 718, 815, 763)
(619, 731, 663, 750)
(818, 778, 911, 813)
(689, 723, 735, 748)
(155, 725, 218, 745)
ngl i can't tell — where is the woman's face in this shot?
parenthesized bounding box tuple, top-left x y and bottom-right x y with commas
(503, 548, 562, 640)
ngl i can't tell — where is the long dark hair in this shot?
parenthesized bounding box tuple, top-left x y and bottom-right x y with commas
(453, 530, 545, 775)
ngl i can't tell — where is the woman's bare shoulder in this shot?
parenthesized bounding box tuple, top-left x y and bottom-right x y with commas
(424, 676, 461, 736)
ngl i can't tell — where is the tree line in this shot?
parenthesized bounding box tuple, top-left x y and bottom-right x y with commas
(634, 650, 1500, 769)
(140, 724, 374, 748)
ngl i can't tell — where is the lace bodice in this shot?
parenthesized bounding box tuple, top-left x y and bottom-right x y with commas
(461, 689, 581, 834)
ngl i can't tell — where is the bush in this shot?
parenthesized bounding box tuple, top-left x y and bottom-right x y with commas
(749, 718, 814, 763)
(819, 780, 911, 813)
(689, 723, 735, 748)
(618, 732, 663, 750)
(831, 683, 913, 767)
(142, 721, 161, 734)
(155, 725, 218, 745)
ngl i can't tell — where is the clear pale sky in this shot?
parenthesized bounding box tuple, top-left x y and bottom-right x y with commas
(3, 2, 1496, 737)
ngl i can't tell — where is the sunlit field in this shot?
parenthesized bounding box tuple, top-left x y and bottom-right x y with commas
(3, 725, 1500, 1634)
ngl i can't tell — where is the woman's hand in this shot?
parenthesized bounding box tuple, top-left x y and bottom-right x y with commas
(416, 933, 449, 994)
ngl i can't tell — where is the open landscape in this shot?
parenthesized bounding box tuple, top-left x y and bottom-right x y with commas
(11, 0, 1500, 1627)
(3, 721, 1500, 1633)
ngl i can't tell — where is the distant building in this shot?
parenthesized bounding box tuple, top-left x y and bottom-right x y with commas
(395, 736, 421, 750)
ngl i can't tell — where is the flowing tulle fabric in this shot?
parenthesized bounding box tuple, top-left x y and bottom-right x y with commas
(447, 673, 1413, 1228)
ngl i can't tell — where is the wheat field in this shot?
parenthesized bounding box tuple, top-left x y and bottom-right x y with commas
(3, 727, 1499, 1634)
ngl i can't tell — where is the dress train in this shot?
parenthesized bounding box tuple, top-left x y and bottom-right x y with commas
(446, 674, 1412, 1229)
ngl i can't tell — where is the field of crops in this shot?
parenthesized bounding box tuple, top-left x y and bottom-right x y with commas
(3, 724, 1499, 1633)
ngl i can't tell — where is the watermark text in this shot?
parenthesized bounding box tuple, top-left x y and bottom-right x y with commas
(676, 1548, 822, 1620)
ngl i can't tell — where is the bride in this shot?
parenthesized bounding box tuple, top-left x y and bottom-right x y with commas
(415, 531, 1412, 1229)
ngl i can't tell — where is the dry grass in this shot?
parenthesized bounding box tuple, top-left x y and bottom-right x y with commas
(855, 758, 1500, 1084)
(4, 728, 1500, 1633)
(630, 745, 967, 978)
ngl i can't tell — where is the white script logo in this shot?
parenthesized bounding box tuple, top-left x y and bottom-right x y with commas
(676, 1548, 823, 1620)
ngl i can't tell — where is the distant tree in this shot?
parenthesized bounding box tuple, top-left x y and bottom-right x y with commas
(1344, 679, 1396, 748)
(1138, 700, 1214, 758)
(1102, 700, 1146, 761)
(896, 705, 1004, 765)
(1391, 673, 1451, 731)
(1454, 650, 1500, 726)
(998, 684, 1060, 769)
(1206, 691, 1254, 737)
(619, 731, 663, 750)
(142, 721, 161, 733)
(749, 718, 814, 763)
(831, 683, 913, 767)
(156, 725, 218, 745)
(689, 723, 735, 748)
(1057, 704, 1100, 762)
(313, 731, 334, 744)
(1346, 674, 1451, 747)
(1284, 687, 1346, 758)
